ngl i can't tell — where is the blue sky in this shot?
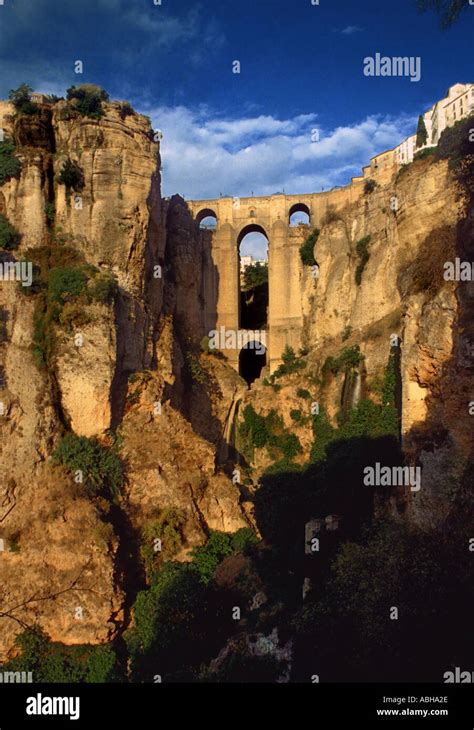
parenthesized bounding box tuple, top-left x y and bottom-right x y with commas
(0, 0, 472, 207)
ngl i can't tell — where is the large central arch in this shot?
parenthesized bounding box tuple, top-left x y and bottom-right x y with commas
(238, 224, 269, 336)
(237, 223, 268, 247)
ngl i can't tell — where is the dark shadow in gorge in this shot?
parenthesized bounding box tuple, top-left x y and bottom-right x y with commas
(263, 182, 474, 683)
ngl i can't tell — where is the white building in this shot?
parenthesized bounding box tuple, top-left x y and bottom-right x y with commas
(395, 133, 416, 166)
(394, 82, 474, 165)
(240, 255, 253, 272)
(240, 255, 267, 272)
(431, 83, 474, 145)
(30, 92, 52, 105)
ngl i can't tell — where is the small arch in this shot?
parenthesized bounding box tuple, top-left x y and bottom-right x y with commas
(239, 342, 267, 385)
(196, 208, 217, 229)
(249, 209, 256, 218)
(289, 202, 311, 227)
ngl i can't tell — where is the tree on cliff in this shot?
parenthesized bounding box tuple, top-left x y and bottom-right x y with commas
(8, 83, 37, 115)
(66, 84, 109, 119)
(416, 0, 470, 28)
(416, 115, 429, 148)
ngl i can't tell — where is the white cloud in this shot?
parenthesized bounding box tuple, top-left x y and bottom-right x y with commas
(339, 25, 364, 35)
(145, 105, 416, 200)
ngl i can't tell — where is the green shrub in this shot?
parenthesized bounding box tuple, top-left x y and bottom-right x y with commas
(436, 115, 473, 164)
(435, 115, 474, 189)
(364, 179, 377, 194)
(89, 273, 119, 304)
(321, 206, 340, 226)
(0, 214, 21, 250)
(28, 249, 92, 367)
(191, 531, 235, 584)
(239, 403, 302, 463)
(59, 105, 79, 121)
(272, 431, 303, 460)
(32, 295, 55, 368)
(58, 302, 94, 330)
(118, 101, 135, 120)
(414, 147, 435, 161)
(231, 527, 258, 554)
(322, 345, 363, 377)
(200, 335, 211, 353)
(52, 433, 124, 499)
(57, 158, 85, 191)
(397, 163, 412, 178)
(44, 202, 55, 226)
(48, 266, 87, 304)
(273, 345, 306, 378)
(85, 645, 119, 683)
(140, 508, 187, 582)
(311, 349, 399, 461)
(185, 352, 207, 384)
(0, 141, 21, 184)
(66, 84, 109, 119)
(355, 235, 372, 285)
(299, 228, 320, 266)
(297, 388, 311, 399)
(239, 404, 270, 449)
(342, 325, 352, 341)
(290, 409, 302, 422)
(190, 528, 258, 585)
(311, 409, 337, 462)
(3, 628, 119, 683)
(125, 561, 219, 678)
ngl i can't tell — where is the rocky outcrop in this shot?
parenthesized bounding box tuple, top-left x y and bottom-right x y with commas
(0, 99, 247, 659)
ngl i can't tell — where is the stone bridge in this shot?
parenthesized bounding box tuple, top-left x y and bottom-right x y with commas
(187, 186, 363, 375)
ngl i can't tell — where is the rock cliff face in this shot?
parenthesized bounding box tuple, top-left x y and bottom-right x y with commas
(0, 96, 471, 661)
(0, 100, 247, 659)
(302, 156, 472, 528)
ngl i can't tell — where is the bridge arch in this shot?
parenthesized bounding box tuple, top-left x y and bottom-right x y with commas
(237, 223, 268, 247)
(239, 340, 267, 385)
(238, 224, 269, 332)
(289, 202, 311, 226)
(196, 208, 218, 228)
